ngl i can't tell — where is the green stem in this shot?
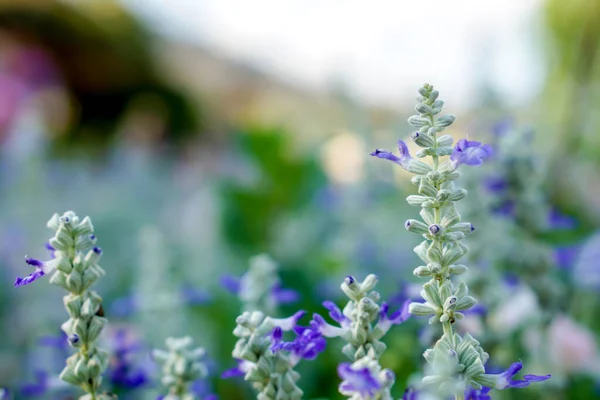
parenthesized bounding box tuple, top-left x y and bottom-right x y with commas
(455, 392, 465, 400)
(429, 112, 457, 347)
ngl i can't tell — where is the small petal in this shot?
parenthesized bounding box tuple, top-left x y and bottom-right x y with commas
(311, 314, 347, 338)
(270, 310, 306, 331)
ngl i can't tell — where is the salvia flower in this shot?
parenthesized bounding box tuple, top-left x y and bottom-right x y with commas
(14, 256, 65, 287)
(17, 212, 110, 398)
(337, 363, 381, 398)
(485, 361, 551, 389)
(271, 325, 326, 365)
(227, 309, 306, 399)
(370, 140, 413, 170)
(450, 139, 493, 167)
(375, 300, 411, 336)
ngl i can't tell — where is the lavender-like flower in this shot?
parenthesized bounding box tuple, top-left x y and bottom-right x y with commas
(311, 274, 409, 398)
(450, 139, 493, 168)
(371, 84, 549, 399)
(16, 212, 112, 399)
(224, 310, 307, 399)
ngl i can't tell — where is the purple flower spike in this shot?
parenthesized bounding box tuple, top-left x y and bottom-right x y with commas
(219, 274, 241, 294)
(450, 139, 493, 167)
(494, 361, 550, 389)
(377, 300, 410, 334)
(338, 363, 381, 397)
(371, 140, 412, 170)
(465, 386, 491, 400)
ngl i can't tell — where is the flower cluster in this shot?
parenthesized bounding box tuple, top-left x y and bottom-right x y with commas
(223, 310, 309, 399)
(311, 274, 410, 398)
(16, 211, 113, 399)
(371, 84, 549, 399)
(153, 337, 209, 400)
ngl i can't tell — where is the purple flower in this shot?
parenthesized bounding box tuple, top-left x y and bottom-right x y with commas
(311, 301, 351, 338)
(180, 286, 212, 306)
(376, 300, 410, 334)
(220, 274, 241, 294)
(465, 386, 491, 400)
(14, 256, 61, 287)
(554, 246, 580, 270)
(371, 140, 412, 170)
(221, 359, 254, 379)
(547, 208, 577, 230)
(106, 329, 151, 390)
(402, 387, 419, 400)
(271, 325, 326, 364)
(20, 370, 49, 396)
(493, 361, 551, 389)
(483, 176, 508, 193)
(337, 363, 381, 397)
(450, 139, 492, 167)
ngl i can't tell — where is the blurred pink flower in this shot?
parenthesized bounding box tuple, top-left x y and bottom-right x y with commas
(549, 315, 598, 373)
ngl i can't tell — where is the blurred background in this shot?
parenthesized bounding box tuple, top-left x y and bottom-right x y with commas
(0, 0, 599, 399)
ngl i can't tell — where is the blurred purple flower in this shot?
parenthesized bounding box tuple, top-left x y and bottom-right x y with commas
(554, 246, 580, 270)
(221, 359, 254, 379)
(402, 387, 419, 400)
(491, 118, 513, 137)
(20, 370, 49, 396)
(465, 386, 491, 400)
(484, 176, 508, 193)
(370, 140, 412, 170)
(450, 139, 493, 167)
(106, 329, 151, 390)
(180, 286, 212, 306)
(220, 274, 241, 294)
(271, 283, 299, 304)
(337, 363, 381, 397)
(220, 273, 299, 305)
(547, 208, 577, 230)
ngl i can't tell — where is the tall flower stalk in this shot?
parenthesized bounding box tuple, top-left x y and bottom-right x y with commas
(15, 211, 111, 399)
(371, 84, 549, 399)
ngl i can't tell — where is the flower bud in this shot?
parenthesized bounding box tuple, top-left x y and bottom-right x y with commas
(436, 114, 456, 127)
(411, 131, 435, 147)
(405, 220, 429, 235)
